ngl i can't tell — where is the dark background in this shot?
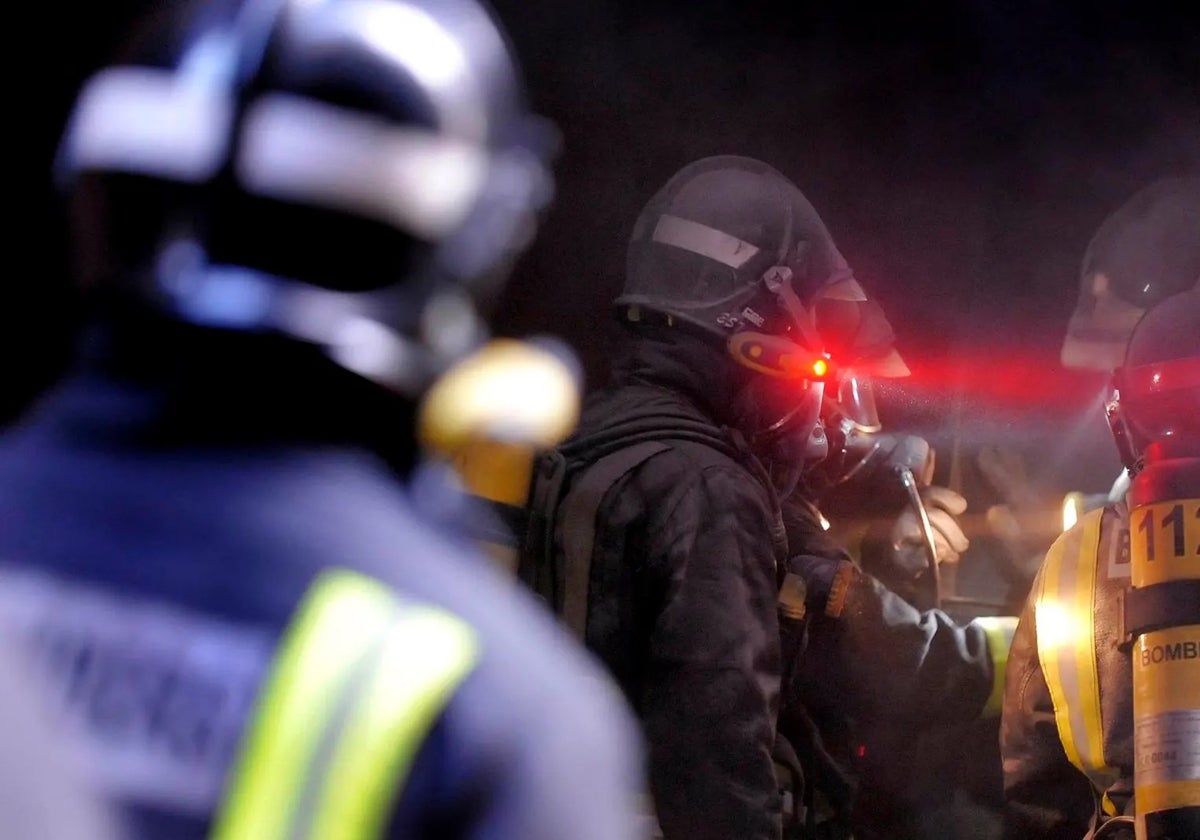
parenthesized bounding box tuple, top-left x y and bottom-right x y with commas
(18, 0, 1200, 503)
(16, 5, 1193, 834)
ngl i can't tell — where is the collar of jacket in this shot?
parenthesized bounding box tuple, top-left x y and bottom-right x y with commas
(41, 314, 418, 473)
(607, 322, 747, 430)
(594, 324, 790, 565)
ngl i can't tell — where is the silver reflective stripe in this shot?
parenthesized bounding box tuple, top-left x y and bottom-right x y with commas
(64, 67, 233, 182)
(62, 72, 491, 241)
(651, 215, 760, 269)
(1035, 510, 1118, 793)
(238, 94, 489, 240)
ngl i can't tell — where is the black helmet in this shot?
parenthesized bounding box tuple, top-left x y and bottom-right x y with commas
(618, 156, 912, 478)
(1105, 287, 1200, 473)
(58, 0, 554, 393)
(1061, 176, 1200, 371)
(621, 155, 907, 374)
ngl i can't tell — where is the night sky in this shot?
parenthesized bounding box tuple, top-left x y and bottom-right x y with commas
(21, 0, 1200, 498)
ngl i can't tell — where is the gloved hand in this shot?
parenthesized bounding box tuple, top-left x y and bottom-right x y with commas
(890, 485, 969, 576)
(783, 552, 858, 619)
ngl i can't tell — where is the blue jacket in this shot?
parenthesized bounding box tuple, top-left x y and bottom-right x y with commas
(0, 334, 641, 840)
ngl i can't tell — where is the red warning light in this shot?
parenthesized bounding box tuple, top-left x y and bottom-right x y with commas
(812, 358, 829, 378)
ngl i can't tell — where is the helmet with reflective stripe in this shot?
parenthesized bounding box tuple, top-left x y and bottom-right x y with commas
(59, 0, 555, 393)
(620, 155, 908, 375)
(617, 155, 916, 482)
(1062, 176, 1200, 372)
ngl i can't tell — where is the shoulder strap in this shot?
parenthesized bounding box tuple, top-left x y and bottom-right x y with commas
(565, 418, 788, 563)
(558, 440, 672, 638)
(522, 416, 787, 634)
(211, 569, 478, 840)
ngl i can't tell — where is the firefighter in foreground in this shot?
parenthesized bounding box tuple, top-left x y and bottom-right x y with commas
(526, 155, 1008, 840)
(1000, 286, 1200, 840)
(0, 0, 642, 838)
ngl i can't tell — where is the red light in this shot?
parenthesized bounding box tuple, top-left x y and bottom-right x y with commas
(812, 358, 828, 378)
(856, 744, 867, 759)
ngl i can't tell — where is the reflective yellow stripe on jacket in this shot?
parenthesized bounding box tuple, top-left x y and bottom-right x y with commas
(974, 615, 1019, 718)
(212, 569, 480, 840)
(1034, 509, 1119, 805)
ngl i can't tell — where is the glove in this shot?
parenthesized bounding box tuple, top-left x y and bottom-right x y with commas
(890, 485, 969, 576)
(783, 553, 857, 618)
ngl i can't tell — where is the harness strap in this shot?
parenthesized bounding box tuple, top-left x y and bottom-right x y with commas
(559, 441, 672, 638)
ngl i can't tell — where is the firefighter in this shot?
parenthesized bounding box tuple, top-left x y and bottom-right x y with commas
(0, 638, 117, 840)
(976, 178, 1200, 608)
(0, 1, 641, 839)
(1062, 175, 1200, 504)
(1000, 287, 1200, 838)
(536, 155, 1008, 840)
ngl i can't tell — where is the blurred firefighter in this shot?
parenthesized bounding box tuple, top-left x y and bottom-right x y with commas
(998, 172, 1200, 840)
(1060, 177, 1200, 376)
(1000, 284, 1200, 833)
(974, 178, 1200, 666)
(522, 155, 1009, 840)
(0, 1, 642, 838)
(1061, 176, 1200, 517)
(0, 637, 118, 840)
(987, 176, 1200, 544)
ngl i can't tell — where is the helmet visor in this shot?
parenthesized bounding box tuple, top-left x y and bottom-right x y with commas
(813, 294, 910, 378)
(835, 372, 882, 433)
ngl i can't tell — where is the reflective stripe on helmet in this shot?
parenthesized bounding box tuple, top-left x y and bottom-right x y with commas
(238, 94, 490, 239)
(1034, 509, 1119, 804)
(64, 68, 491, 241)
(211, 569, 479, 840)
(650, 214, 761, 269)
(64, 67, 235, 183)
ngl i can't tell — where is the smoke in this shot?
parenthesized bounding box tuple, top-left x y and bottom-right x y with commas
(489, 0, 1198, 496)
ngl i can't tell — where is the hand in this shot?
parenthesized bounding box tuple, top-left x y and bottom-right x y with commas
(890, 485, 970, 575)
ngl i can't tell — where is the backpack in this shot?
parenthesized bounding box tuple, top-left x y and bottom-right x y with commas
(485, 414, 787, 637)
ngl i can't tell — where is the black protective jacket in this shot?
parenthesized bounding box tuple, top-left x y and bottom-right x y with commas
(564, 327, 996, 840)
(569, 328, 788, 840)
